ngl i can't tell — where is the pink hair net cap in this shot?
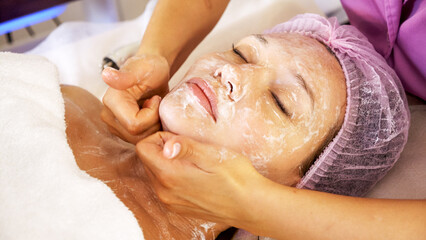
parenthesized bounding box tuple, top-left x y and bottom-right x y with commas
(265, 14, 410, 196)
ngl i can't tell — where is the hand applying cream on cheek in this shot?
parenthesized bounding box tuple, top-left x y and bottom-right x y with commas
(136, 132, 265, 227)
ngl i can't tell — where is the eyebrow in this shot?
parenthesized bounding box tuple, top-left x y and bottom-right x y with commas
(252, 34, 268, 45)
(295, 73, 315, 108)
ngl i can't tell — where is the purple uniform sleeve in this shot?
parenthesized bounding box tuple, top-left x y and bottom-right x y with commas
(341, 0, 426, 100)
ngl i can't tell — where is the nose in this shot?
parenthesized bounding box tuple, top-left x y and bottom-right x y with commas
(214, 63, 245, 102)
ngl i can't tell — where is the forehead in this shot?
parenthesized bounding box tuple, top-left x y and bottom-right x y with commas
(237, 33, 327, 56)
(235, 33, 336, 85)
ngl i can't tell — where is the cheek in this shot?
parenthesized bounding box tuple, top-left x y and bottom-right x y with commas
(239, 121, 304, 184)
(231, 100, 287, 172)
(232, 95, 309, 179)
(241, 126, 287, 174)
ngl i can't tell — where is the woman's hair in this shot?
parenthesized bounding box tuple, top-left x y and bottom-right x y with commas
(265, 14, 410, 196)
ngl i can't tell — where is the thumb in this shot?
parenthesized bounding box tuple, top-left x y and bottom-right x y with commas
(163, 137, 229, 170)
(102, 57, 155, 90)
(102, 67, 138, 90)
(142, 95, 162, 109)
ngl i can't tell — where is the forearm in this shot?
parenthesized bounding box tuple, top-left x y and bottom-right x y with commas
(137, 0, 230, 74)
(238, 177, 426, 240)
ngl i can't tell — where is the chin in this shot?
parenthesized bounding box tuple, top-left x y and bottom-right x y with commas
(159, 97, 212, 142)
(158, 97, 191, 135)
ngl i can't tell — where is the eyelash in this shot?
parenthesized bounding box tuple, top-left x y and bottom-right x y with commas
(270, 91, 290, 117)
(232, 44, 248, 63)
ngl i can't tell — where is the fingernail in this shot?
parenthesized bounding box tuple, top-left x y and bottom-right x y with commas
(102, 67, 118, 79)
(169, 143, 181, 159)
(163, 145, 172, 158)
(104, 66, 117, 73)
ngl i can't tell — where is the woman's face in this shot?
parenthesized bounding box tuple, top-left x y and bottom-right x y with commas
(160, 33, 346, 185)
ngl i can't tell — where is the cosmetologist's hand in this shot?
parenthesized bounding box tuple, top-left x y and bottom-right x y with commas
(101, 54, 170, 144)
(136, 131, 266, 228)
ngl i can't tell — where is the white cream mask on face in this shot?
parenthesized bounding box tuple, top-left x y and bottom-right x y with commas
(160, 33, 347, 186)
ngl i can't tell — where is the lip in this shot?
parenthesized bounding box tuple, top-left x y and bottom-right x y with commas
(186, 77, 218, 121)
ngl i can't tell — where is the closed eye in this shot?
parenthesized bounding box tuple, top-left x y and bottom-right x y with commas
(232, 44, 248, 63)
(270, 91, 290, 117)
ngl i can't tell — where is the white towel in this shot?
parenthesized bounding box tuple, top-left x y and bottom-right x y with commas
(0, 52, 143, 240)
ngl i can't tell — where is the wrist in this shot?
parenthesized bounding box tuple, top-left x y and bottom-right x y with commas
(230, 170, 271, 231)
(237, 174, 294, 237)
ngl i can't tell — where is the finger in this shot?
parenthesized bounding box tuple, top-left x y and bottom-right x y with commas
(106, 123, 127, 140)
(101, 106, 161, 144)
(135, 131, 179, 176)
(134, 123, 162, 142)
(120, 122, 161, 144)
(136, 131, 178, 171)
(162, 136, 228, 171)
(101, 106, 127, 138)
(103, 90, 161, 135)
(139, 131, 177, 146)
(102, 67, 138, 90)
(121, 94, 161, 135)
(102, 55, 158, 90)
(102, 87, 143, 120)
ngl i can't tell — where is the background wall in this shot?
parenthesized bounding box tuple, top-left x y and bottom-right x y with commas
(0, 0, 149, 52)
(0, 0, 346, 53)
